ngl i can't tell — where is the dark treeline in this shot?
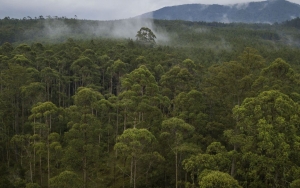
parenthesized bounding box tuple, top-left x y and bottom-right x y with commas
(0, 17, 300, 188)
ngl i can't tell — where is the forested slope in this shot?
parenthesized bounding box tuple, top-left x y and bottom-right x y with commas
(0, 17, 300, 188)
(138, 0, 300, 23)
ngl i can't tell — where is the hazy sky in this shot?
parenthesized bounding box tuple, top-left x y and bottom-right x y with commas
(0, 0, 299, 20)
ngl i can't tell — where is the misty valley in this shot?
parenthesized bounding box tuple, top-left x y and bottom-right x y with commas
(1, 15, 300, 188)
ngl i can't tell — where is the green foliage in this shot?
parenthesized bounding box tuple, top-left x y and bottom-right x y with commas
(291, 179, 300, 188)
(253, 58, 300, 101)
(49, 170, 83, 188)
(114, 128, 161, 188)
(0, 17, 300, 188)
(199, 170, 241, 188)
(228, 90, 300, 187)
(136, 27, 156, 46)
(115, 128, 157, 157)
(25, 183, 41, 188)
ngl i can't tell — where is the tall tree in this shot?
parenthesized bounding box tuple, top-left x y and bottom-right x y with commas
(136, 27, 156, 46)
(49, 170, 82, 188)
(226, 90, 300, 187)
(160, 117, 195, 188)
(204, 48, 265, 176)
(63, 87, 103, 188)
(198, 170, 242, 188)
(71, 56, 99, 90)
(253, 58, 300, 101)
(119, 65, 162, 130)
(160, 65, 194, 101)
(114, 128, 159, 188)
(30, 101, 58, 188)
(183, 142, 231, 187)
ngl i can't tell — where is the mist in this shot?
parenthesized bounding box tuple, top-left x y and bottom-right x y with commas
(233, 2, 249, 10)
(23, 17, 170, 44)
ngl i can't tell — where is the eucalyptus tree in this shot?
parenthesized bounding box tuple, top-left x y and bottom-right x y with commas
(31, 43, 45, 55)
(40, 67, 59, 101)
(160, 65, 194, 101)
(114, 128, 160, 188)
(71, 56, 99, 90)
(97, 54, 111, 91)
(13, 44, 35, 61)
(119, 65, 162, 130)
(81, 49, 97, 62)
(0, 42, 14, 57)
(291, 179, 300, 188)
(203, 48, 265, 175)
(136, 27, 156, 46)
(198, 170, 242, 188)
(1, 63, 33, 134)
(204, 47, 265, 113)
(183, 142, 231, 186)
(160, 117, 195, 188)
(173, 90, 208, 147)
(94, 94, 118, 153)
(11, 55, 33, 67)
(226, 90, 300, 187)
(54, 55, 71, 107)
(63, 87, 103, 188)
(10, 134, 34, 182)
(252, 58, 300, 101)
(173, 90, 206, 124)
(30, 101, 58, 188)
(42, 50, 57, 68)
(107, 59, 127, 95)
(49, 170, 82, 188)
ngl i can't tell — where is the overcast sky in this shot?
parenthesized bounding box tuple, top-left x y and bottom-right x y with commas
(0, 0, 299, 20)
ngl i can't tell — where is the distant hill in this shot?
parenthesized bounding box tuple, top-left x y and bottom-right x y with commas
(138, 0, 300, 23)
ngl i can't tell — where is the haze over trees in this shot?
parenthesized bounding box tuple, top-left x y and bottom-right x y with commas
(138, 0, 300, 23)
(0, 16, 300, 187)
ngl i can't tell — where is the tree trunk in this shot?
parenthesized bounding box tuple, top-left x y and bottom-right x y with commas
(110, 74, 113, 94)
(116, 105, 119, 142)
(134, 157, 137, 188)
(123, 158, 126, 188)
(102, 70, 105, 90)
(33, 117, 36, 179)
(40, 155, 42, 185)
(22, 100, 25, 134)
(83, 129, 87, 188)
(175, 150, 178, 188)
(107, 129, 110, 153)
(124, 108, 127, 131)
(47, 138, 50, 188)
(29, 159, 33, 183)
(47, 83, 50, 101)
(230, 143, 237, 177)
(130, 157, 133, 187)
(83, 155, 87, 188)
(231, 113, 239, 177)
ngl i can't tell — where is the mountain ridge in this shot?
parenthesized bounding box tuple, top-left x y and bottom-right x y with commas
(138, 0, 300, 23)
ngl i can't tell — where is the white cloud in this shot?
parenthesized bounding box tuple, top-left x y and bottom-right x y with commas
(0, 0, 299, 20)
(234, 2, 250, 9)
(221, 14, 231, 23)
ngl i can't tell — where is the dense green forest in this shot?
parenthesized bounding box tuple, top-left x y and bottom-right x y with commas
(1, 16, 300, 188)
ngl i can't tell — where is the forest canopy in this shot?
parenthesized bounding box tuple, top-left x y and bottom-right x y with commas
(0, 17, 300, 188)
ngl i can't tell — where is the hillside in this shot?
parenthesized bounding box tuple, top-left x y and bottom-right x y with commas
(1, 17, 300, 49)
(139, 0, 300, 23)
(1, 17, 300, 188)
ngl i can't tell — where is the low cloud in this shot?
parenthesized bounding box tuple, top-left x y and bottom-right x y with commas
(23, 18, 170, 44)
(221, 14, 231, 23)
(0, 0, 277, 20)
(85, 18, 170, 43)
(234, 2, 249, 10)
